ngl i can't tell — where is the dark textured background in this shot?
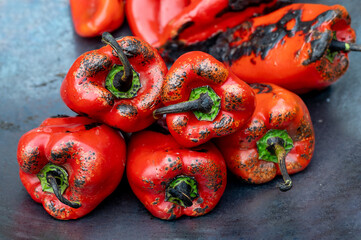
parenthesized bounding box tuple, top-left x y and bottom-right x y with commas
(1, 0, 361, 239)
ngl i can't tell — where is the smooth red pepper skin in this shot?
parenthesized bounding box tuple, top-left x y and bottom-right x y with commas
(126, 0, 191, 45)
(156, 0, 282, 48)
(160, 51, 255, 148)
(70, 0, 125, 37)
(215, 83, 315, 184)
(61, 36, 167, 133)
(126, 130, 227, 220)
(17, 116, 126, 220)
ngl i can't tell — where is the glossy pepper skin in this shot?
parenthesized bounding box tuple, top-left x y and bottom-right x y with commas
(70, 0, 125, 37)
(156, 0, 283, 48)
(126, 0, 191, 45)
(154, 51, 255, 148)
(215, 83, 315, 190)
(126, 130, 227, 220)
(17, 116, 126, 220)
(61, 33, 167, 133)
(161, 3, 356, 94)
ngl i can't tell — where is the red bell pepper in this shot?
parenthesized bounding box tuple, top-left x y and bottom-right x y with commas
(215, 83, 315, 191)
(61, 32, 167, 132)
(126, 0, 191, 45)
(159, 3, 359, 94)
(154, 51, 255, 148)
(17, 115, 126, 220)
(126, 130, 227, 220)
(70, 0, 125, 37)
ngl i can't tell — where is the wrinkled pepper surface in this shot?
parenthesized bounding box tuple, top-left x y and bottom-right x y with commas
(126, 0, 191, 45)
(160, 3, 358, 94)
(127, 130, 227, 220)
(156, 0, 284, 48)
(70, 0, 125, 37)
(154, 51, 255, 148)
(215, 83, 315, 191)
(17, 115, 126, 220)
(61, 32, 167, 132)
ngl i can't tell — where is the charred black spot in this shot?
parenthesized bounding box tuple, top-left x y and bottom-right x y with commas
(303, 31, 332, 65)
(76, 53, 111, 78)
(174, 21, 194, 40)
(84, 122, 102, 130)
(118, 38, 155, 66)
(21, 147, 40, 173)
(250, 83, 273, 94)
(194, 206, 209, 214)
(50, 114, 69, 118)
(192, 148, 208, 153)
(74, 179, 86, 188)
(216, 0, 274, 18)
(50, 142, 74, 163)
(116, 104, 138, 117)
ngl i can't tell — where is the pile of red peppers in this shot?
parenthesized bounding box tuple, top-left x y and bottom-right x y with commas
(16, 0, 360, 220)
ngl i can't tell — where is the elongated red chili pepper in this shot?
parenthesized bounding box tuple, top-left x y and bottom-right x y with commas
(70, 0, 125, 37)
(61, 32, 167, 132)
(126, 130, 227, 220)
(215, 83, 315, 191)
(17, 115, 126, 220)
(126, 0, 191, 45)
(159, 3, 359, 94)
(154, 51, 255, 148)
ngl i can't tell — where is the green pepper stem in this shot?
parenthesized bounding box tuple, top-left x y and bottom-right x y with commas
(330, 40, 361, 52)
(101, 32, 133, 92)
(46, 171, 81, 208)
(266, 137, 292, 192)
(154, 93, 213, 117)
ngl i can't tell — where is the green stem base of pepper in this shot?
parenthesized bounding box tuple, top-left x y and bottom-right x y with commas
(165, 175, 198, 207)
(257, 129, 294, 192)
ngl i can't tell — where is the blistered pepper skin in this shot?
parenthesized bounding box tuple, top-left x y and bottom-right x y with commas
(215, 83, 315, 184)
(70, 0, 125, 37)
(227, 4, 355, 93)
(126, 130, 227, 220)
(17, 116, 126, 220)
(159, 4, 356, 94)
(160, 51, 255, 148)
(61, 36, 167, 132)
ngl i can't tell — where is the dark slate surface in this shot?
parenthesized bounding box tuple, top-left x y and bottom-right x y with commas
(1, 0, 361, 239)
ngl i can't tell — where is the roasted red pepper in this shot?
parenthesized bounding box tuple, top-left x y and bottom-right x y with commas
(154, 51, 255, 148)
(126, 130, 227, 220)
(156, 0, 284, 48)
(215, 83, 315, 191)
(126, 0, 191, 45)
(159, 3, 359, 94)
(70, 0, 125, 37)
(17, 115, 126, 220)
(61, 32, 167, 132)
